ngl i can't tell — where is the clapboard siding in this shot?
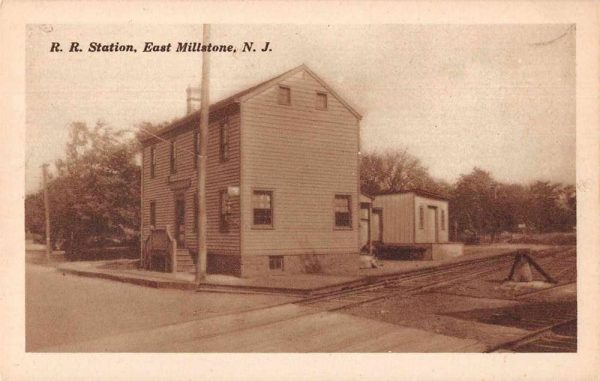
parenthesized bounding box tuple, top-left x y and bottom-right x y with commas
(373, 193, 415, 244)
(241, 70, 360, 256)
(141, 107, 241, 255)
(414, 195, 449, 243)
(372, 193, 450, 245)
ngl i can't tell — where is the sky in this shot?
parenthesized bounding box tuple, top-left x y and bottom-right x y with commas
(26, 24, 575, 194)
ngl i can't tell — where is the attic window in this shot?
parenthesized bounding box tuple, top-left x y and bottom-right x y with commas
(316, 92, 327, 110)
(278, 86, 291, 105)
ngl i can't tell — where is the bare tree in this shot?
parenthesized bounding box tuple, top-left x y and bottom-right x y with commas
(360, 147, 445, 195)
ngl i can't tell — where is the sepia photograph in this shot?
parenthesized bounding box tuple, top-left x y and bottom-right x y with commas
(2, 1, 599, 380)
(24, 22, 577, 353)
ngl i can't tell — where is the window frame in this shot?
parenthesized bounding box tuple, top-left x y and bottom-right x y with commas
(278, 86, 291, 106)
(169, 140, 177, 174)
(252, 189, 274, 229)
(333, 194, 353, 229)
(419, 205, 425, 230)
(149, 201, 156, 228)
(316, 91, 328, 110)
(219, 190, 231, 233)
(441, 209, 446, 231)
(269, 255, 284, 271)
(220, 117, 229, 162)
(149, 146, 156, 179)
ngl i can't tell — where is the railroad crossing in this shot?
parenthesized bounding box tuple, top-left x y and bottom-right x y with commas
(28, 246, 577, 352)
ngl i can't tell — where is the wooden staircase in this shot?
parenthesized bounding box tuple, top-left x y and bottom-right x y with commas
(176, 248, 195, 273)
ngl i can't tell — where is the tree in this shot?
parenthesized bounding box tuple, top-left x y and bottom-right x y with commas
(360, 148, 445, 195)
(526, 181, 576, 232)
(25, 121, 141, 255)
(450, 168, 576, 240)
(451, 168, 498, 240)
(25, 192, 45, 236)
(494, 182, 529, 232)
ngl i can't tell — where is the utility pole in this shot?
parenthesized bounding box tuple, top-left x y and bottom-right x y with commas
(196, 24, 210, 284)
(42, 163, 51, 261)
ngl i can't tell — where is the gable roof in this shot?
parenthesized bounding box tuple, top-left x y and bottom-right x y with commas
(237, 64, 362, 119)
(139, 64, 362, 143)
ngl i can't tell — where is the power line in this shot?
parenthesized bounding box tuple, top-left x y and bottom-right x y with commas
(136, 125, 201, 159)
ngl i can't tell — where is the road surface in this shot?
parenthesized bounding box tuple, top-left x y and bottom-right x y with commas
(26, 246, 576, 352)
(26, 264, 296, 351)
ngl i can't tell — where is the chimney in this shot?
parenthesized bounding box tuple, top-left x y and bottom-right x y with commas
(186, 85, 201, 115)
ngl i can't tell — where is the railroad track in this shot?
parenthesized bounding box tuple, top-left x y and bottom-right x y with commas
(296, 247, 575, 312)
(488, 318, 577, 352)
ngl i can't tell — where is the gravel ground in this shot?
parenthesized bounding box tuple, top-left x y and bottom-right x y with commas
(343, 292, 529, 348)
(344, 248, 577, 351)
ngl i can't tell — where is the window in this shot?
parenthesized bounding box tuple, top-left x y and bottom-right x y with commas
(169, 140, 177, 174)
(441, 209, 446, 230)
(253, 190, 273, 227)
(149, 146, 156, 178)
(194, 131, 200, 168)
(419, 206, 424, 229)
(334, 195, 352, 228)
(220, 190, 231, 232)
(149, 201, 156, 227)
(269, 256, 284, 270)
(193, 193, 199, 232)
(220, 118, 229, 162)
(278, 86, 291, 105)
(316, 92, 327, 110)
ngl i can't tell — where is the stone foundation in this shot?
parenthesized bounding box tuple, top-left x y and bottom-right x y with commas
(431, 243, 464, 260)
(407, 243, 464, 260)
(240, 253, 360, 278)
(376, 243, 464, 261)
(206, 253, 241, 277)
(205, 252, 360, 278)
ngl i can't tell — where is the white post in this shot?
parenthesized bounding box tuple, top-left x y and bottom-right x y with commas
(42, 164, 51, 262)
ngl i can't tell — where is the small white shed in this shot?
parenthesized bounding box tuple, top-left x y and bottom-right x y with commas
(370, 190, 463, 260)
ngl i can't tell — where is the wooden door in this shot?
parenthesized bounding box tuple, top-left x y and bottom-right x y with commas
(175, 196, 185, 247)
(360, 204, 370, 249)
(371, 208, 383, 243)
(426, 206, 438, 243)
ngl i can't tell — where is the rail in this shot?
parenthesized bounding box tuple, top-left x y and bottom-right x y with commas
(142, 226, 177, 272)
(165, 225, 177, 274)
(296, 247, 575, 312)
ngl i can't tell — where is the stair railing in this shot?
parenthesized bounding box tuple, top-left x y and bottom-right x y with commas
(142, 231, 152, 269)
(165, 224, 177, 273)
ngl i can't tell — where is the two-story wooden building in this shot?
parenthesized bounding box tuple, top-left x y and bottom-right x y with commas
(140, 65, 362, 277)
